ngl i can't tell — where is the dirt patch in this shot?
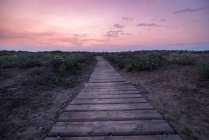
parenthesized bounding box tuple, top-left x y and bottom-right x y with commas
(0, 53, 96, 140)
(118, 64, 209, 140)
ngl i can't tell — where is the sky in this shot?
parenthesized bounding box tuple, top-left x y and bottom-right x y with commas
(0, 0, 209, 52)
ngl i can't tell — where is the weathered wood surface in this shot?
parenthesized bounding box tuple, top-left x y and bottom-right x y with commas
(45, 56, 181, 140)
(71, 98, 147, 104)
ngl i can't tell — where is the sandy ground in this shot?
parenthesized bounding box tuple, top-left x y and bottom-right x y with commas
(0, 60, 96, 140)
(119, 64, 209, 140)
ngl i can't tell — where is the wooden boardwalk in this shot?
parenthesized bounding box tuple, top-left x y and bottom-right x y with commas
(45, 57, 181, 140)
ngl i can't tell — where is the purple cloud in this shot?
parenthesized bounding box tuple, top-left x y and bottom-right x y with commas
(73, 34, 87, 37)
(0, 29, 54, 39)
(104, 30, 123, 38)
(160, 19, 166, 22)
(174, 7, 208, 14)
(136, 23, 161, 27)
(120, 32, 132, 36)
(113, 24, 125, 29)
(122, 17, 133, 21)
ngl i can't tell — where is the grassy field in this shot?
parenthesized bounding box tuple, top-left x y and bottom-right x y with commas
(0, 51, 96, 140)
(103, 50, 209, 140)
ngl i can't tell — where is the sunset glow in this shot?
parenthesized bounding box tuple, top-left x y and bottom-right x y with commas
(0, 0, 209, 51)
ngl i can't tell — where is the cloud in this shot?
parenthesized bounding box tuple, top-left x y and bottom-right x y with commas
(122, 17, 133, 21)
(73, 34, 87, 37)
(0, 29, 105, 47)
(104, 30, 123, 38)
(146, 0, 156, 4)
(0, 29, 55, 39)
(174, 7, 208, 14)
(103, 29, 132, 38)
(160, 19, 166, 22)
(120, 32, 132, 36)
(113, 24, 125, 29)
(136, 23, 160, 27)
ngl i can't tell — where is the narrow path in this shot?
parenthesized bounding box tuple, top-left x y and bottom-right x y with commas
(45, 56, 181, 140)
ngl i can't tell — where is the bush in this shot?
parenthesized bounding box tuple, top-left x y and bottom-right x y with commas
(16, 55, 42, 68)
(104, 51, 162, 71)
(46, 77, 77, 87)
(170, 53, 197, 65)
(0, 54, 42, 68)
(199, 61, 209, 80)
(28, 68, 77, 87)
(51, 54, 88, 75)
(52, 55, 65, 69)
(105, 54, 126, 69)
(130, 52, 161, 71)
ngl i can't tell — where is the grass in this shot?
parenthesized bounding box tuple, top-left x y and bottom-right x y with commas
(0, 53, 42, 68)
(0, 51, 95, 88)
(51, 53, 88, 75)
(198, 61, 209, 80)
(104, 51, 162, 71)
(129, 52, 161, 71)
(104, 51, 209, 82)
(169, 52, 198, 65)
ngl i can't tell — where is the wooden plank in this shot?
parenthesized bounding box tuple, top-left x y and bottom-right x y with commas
(76, 94, 142, 99)
(81, 90, 140, 93)
(59, 110, 162, 121)
(81, 90, 139, 93)
(89, 80, 125, 83)
(85, 82, 131, 86)
(82, 88, 138, 92)
(84, 86, 135, 89)
(71, 98, 147, 104)
(48, 120, 174, 137)
(90, 77, 124, 79)
(65, 103, 153, 111)
(79, 91, 140, 95)
(45, 135, 182, 140)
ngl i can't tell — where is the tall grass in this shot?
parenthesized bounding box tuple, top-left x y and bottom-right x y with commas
(104, 51, 162, 71)
(105, 53, 126, 69)
(0, 51, 95, 88)
(0, 54, 42, 68)
(198, 61, 209, 80)
(51, 53, 92, 75)
(169, 53, 197, 65)
(130, 52, 161, 71)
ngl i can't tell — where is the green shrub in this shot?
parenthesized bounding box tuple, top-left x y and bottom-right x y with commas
(0, 68, 2, 79)
(51, 54, 87, 75)
(46, 77, 76, 87)
(104, 51, 162, 71)
(199, 61, 209, 80)
(16, 55, 42, 68)
(105, 54, 126, 69)
(130, 52, 161, 71)
(52, 55, 65, 69)
(0, 54, 42, 68)
(170, 53, 197, 65)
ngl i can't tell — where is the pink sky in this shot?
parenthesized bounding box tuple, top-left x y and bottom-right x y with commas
(0, 0, 209, 51)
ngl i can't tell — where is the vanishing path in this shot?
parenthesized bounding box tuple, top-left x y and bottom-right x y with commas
(45, 56, 181, 140)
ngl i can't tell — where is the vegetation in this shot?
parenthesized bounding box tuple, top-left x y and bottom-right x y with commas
(0, 51, 95, 88)
(104, 51, 162, 71)
(198, 61, 209, 80)
(0, 53, 42, 68)
(169, 53, 197, 65)
(104, 50, 209, 82)
(51, 53, 86, 75)
(129, 52, 161, 71)
(0, 51, 96, 140)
